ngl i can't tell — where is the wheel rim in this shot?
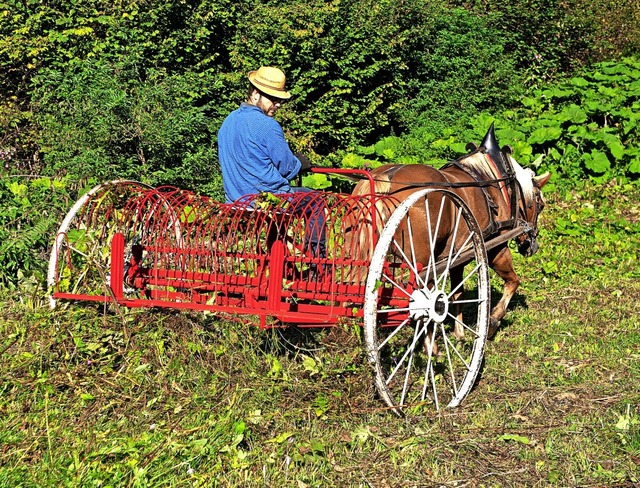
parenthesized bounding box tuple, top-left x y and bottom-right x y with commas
(363, 188, 490, 415)
(47, 180, 154, 309)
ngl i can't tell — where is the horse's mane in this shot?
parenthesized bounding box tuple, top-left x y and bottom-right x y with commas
(454, 152, 499, 182)
(456, 151, 536, 204)
(508, 156, 536, 203)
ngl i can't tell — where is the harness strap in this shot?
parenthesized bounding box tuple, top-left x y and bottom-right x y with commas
(361, 174, 514, 189)
(353, 152, 529, 241)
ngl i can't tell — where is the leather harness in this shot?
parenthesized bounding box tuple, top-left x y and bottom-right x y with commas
(369, 148, 523, 240)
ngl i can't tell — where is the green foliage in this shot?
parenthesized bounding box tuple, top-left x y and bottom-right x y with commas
(452, 0, 596, 81)
(31, 59, 220, 190)
(1, 0, 242, 187)
(453, 0, 640, 85)
(3, 0, 639, 191)
(396, 8, 523, 136)
(348, 58, 640, 185)
(503, 57, 640, 181)
(0, 176, 70, 290)
(1, 0, 526, 178)
(228, 0, 442, 152)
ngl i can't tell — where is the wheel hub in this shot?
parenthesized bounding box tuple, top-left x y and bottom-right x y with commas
(409, 288, 449, 323)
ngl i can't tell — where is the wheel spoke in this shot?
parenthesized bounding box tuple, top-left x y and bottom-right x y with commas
(385, 318, 429, 386)
(392, 238, 425, 289)
(441, 323, 460, 398)
(448, 262, 482, 298)
(376, 307, 412, 314)
(424, 196, 446, 285)
(438, 205, 464, 287)
(399, 322, 422, 405)
(451, 297, 485, 305)
(442, 326, 472, 370)
(377, 318, 412, 350)
(421, 326, 438, 403)
(381, 272, 413, 299)
(404, 216, 426, 288)
(439, 230, 475, 288)
(428, 340, 440, 411)
(448, 312, 481, 337)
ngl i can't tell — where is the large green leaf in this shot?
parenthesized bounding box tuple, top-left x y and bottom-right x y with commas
(582, 151, 610, 174)
(627, 147, 640, 174)
(599, 85, 623, 98)
(549, 87, 573, 99)
(527, 126, 562, 145)
(628, 158, 640, 174)
(585, 99, 615, 114)
(301, 173, 332, 190)
(512, 140, 533, 161)
(600, 62, 632, 76)
(496, 127, 526, 142)
(558, 104, 588, 124)
(601, 134, 625, 160)
(569, 77, 590, 87)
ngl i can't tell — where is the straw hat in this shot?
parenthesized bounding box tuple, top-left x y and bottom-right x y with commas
(248, 66, 292, 99)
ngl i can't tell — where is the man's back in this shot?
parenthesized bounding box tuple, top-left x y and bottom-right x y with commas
(218, 103, 300, 203)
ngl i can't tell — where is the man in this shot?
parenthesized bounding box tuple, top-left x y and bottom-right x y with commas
(218, 66, 312, 203)
(217, 66, 325, 259)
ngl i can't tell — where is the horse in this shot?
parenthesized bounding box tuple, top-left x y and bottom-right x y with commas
(350, 125, 551, 338)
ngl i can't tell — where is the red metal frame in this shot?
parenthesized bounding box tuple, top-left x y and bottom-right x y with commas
(51, 170, 409, 328)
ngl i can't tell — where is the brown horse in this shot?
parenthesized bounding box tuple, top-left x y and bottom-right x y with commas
(351, 125, 551, 337)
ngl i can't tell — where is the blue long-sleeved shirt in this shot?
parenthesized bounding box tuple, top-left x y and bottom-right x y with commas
(218, 103, 301, 203)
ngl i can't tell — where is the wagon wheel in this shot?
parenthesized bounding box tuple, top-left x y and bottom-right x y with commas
(363, 188, 490, 415)
(47, 180, 155, 309)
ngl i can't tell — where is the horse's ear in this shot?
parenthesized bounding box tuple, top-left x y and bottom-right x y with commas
(533, 171, 552, 188)
(501, 145, 513, 155)
(466, 142, 478, 153)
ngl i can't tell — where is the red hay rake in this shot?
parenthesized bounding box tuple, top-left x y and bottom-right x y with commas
(48, 170, 491, 414)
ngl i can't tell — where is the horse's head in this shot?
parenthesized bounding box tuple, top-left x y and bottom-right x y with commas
(507, 152, 551, 257)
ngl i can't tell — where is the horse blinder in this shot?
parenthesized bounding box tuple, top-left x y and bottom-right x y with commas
(516, 189, 544, 257)
(517, 228, 539, 257)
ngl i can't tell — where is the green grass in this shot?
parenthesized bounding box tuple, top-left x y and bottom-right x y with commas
(1, 182, 640, 487)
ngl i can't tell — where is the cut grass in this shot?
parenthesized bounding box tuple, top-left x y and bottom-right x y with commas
(1, 181, 640, 486)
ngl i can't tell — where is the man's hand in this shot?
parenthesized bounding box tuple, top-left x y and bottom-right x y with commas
(294, 152, 313, 172)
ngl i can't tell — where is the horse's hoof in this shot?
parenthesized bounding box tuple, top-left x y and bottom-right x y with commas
(487, 318, 500, 340)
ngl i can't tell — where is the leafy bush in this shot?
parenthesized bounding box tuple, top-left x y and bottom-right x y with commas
(395, 8, 523, 135)
(0, 176, 71, 291)
(229, 0, 523, 153)
(1, 0, 241, 190)
(32, 59, 221, 191)
(346, 57, 640, 186)
(452, 0, 640, 84)
(3, 0, 639, 191)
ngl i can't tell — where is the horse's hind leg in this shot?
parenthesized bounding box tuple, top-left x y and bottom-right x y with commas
(488, 246, 521, 338)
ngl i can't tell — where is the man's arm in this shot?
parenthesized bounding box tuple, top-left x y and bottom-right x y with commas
(263, 118, 301, 180)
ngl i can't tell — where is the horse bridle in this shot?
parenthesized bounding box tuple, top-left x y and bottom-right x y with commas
(514, 178, 544, 257)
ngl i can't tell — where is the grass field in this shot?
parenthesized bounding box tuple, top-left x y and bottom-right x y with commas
(1, 181, 639, 487)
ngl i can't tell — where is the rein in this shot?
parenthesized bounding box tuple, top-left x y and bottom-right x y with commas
(360, 175, 515, 190)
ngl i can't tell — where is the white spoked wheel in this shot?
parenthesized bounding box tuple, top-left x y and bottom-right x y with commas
(47, 180, 153, 309)
(363, 188, 490, 415)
